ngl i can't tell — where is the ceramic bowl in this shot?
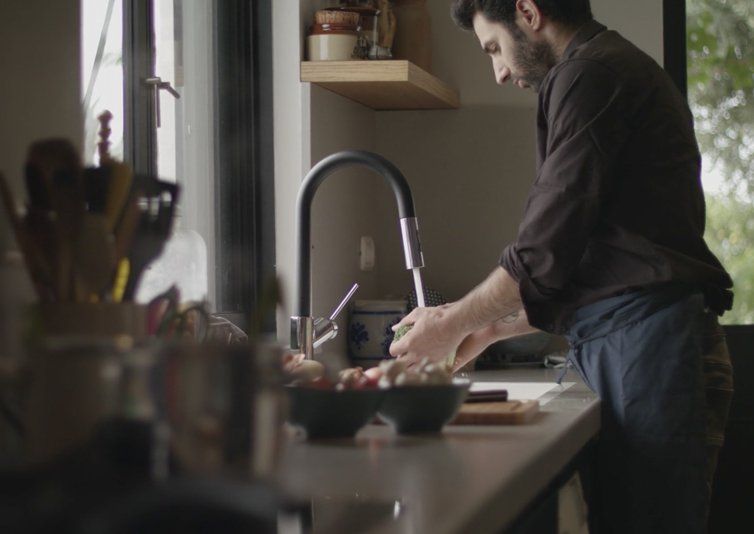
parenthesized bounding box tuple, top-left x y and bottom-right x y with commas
(377, 379, 470, 434)
(286, 386, 385, 439)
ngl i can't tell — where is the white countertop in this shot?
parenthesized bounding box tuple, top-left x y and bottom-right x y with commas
(277, 367, 600, 534)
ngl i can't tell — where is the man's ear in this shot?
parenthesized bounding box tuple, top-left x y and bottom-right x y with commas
(515, 0, 543, 32)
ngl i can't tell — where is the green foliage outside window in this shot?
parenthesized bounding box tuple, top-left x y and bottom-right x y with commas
(687, 0, 754, 323)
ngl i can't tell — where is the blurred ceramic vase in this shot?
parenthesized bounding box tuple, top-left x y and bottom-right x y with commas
(24, 336, 143, 463)
(161, 342, 286, 480)
(348, 299, 407, 367)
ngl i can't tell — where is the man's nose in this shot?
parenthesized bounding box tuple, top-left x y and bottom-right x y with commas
(495, 65, 511, 86)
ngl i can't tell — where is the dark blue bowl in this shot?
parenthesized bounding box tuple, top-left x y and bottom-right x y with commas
(377, 380, 470, 434)
(286, 386, 385, 439)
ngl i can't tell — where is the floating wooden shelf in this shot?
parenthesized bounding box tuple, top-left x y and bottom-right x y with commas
(301, 60, 460, 111)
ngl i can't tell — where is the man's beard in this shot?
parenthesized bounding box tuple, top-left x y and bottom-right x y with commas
(511, 28, 558, 92)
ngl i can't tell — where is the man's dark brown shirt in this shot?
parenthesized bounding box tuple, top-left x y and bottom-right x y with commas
(500, 20, 733, 334)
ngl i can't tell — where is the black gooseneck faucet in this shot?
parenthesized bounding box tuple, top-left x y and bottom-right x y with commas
(291, 150, 425, 359)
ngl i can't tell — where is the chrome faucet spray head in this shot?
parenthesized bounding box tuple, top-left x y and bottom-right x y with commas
(400, 217, 424, 270)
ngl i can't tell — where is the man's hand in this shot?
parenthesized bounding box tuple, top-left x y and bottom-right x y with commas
(388, 303, 466, 367)
(389, 266, 524, 369)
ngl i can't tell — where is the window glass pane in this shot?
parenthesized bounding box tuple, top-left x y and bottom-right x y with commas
(155, 0, 178, 182)
(136, 0, 214, 306)
(687, 0, 754, 323)
(81, 0, 124, 165)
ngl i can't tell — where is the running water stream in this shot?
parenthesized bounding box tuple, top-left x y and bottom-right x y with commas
(412, 267, 426, 308)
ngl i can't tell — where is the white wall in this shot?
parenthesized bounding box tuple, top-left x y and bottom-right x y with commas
(375, 107, 536, 301)
(0, 0, 83, 253)
(273, 0, 311, 339)
(593, 0, 663, 64)
(0, 1, 81, 450)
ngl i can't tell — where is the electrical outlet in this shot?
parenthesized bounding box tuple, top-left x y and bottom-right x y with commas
(360, 235, 375, 271)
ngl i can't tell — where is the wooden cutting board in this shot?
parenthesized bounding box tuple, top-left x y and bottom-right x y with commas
(450, 400, 539, 425)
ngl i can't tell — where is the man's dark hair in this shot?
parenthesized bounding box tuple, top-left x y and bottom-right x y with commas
(451, 0, 593, 31)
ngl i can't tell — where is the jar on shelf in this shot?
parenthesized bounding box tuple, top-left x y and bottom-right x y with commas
(324, 4, 378, 60)
(308, 9, 361, 61)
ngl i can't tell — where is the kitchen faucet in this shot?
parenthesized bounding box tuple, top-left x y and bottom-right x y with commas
(291, 150, 425, 360)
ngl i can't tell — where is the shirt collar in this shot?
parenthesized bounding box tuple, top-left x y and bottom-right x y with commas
(563, 19, 608, 59)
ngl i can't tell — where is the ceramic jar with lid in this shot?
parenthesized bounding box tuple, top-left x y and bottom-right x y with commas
(308, 9, 360, 61)
(326, 3, 379, 59)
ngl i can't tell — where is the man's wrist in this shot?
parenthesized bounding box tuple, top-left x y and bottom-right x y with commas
(458, 267, 522, 332)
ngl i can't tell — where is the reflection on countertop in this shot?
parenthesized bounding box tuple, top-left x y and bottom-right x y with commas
(277, 495, 410, 534)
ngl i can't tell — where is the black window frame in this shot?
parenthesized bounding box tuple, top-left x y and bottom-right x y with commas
(663, 0, 687, 97)
(213, 0, 275, 332)
(123, 0, 157, 177)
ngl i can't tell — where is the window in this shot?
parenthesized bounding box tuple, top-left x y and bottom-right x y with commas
(685, 0, 753, 323)
(80, 0, 274, 329)
(82, 0, 124, 164)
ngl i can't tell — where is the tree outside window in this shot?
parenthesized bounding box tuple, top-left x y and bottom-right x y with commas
(687, 0, 754, 323)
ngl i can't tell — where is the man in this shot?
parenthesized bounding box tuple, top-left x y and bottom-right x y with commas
(389, 1, 735, 532)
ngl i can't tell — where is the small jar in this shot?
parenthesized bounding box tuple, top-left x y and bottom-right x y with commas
(324, 5, 379, 60)
(307, 18, 359, 61)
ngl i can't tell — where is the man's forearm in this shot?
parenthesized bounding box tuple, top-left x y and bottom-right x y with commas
(452, 305, 538, 372)
(450, 266, 523, 335)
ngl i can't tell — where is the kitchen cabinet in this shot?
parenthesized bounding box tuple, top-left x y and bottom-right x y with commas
(300, 60, 460, 110)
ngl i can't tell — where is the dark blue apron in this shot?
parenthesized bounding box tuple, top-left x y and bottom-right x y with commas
(563, 285, 711, 533)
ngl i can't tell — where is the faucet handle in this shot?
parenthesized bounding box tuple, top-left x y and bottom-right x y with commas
(312, 282, 359, 350)
(329, 282, 359, 320)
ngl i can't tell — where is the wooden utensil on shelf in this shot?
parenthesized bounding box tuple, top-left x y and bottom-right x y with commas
(83, 165, 111, 214)
(97, 110, 133, 231)
(111, 196, 141, 302)
(2, 118, 181, 305)
(22, 209, 58, 301)
(74, 213, 116, 301)
(0, 172, 55, 300)
(26, 139, 85, 301)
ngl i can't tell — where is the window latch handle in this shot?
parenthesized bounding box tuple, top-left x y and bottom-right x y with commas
(144, 76, 180, 128)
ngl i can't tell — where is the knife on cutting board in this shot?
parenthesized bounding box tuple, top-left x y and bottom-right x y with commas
(466, 388, 508, 402)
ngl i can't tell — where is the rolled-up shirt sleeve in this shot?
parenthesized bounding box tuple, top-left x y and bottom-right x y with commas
(501, 59, 631, 330)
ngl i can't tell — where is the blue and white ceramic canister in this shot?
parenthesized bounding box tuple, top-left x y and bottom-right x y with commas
(348, 299, 407, 367)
